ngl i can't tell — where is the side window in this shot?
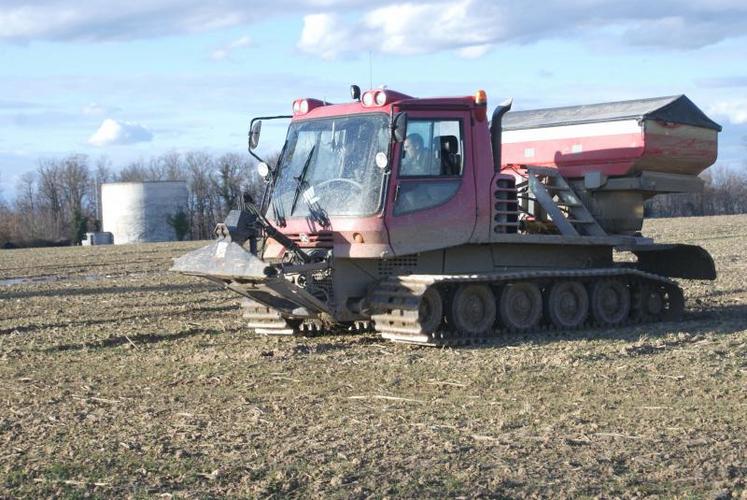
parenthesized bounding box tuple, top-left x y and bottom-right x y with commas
(394, 118, 465, 216)
(400, 119, 463, 177)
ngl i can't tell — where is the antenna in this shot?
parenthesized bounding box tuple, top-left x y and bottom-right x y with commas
(369, 50, 373, 89)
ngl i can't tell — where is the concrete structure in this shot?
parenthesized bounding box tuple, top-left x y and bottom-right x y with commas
(102, 181, 189, 244)
(81, 232, 113, 246)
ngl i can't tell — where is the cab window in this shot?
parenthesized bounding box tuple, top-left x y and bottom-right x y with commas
(395, 118, 464, 215)
(399, 120, 463, 177)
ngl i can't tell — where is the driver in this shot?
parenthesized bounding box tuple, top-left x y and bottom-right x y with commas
(402, 133, 429, 176)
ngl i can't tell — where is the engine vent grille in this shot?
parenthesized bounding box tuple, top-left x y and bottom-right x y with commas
(493, 175, 520, 234)
(378, 255, 418, 277)
(286, 231, 334, 248)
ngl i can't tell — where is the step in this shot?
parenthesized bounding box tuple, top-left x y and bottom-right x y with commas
(373, 311, 420, 323)
(374, 324, 426, 335)
(254, 327, 296, 335)
(242, 312, 283, 320)
(380, 332, 432, 344)
(246, 320, 290, 329)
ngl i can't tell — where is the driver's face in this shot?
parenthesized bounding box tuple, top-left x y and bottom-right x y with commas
(404, 138, 419, 157)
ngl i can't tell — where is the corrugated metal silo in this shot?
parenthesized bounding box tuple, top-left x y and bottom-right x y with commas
(101, 181, 189, 244)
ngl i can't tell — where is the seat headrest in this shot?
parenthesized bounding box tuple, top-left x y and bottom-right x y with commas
(440, 135, 458, 153)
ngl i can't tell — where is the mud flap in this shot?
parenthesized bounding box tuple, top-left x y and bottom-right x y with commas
(632, 243, 716, 280)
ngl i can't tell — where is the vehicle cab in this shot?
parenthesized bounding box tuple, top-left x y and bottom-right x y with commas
(253, 88, 497, 260)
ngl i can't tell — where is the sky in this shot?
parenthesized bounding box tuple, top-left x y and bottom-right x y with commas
(1, 0, 746, 199)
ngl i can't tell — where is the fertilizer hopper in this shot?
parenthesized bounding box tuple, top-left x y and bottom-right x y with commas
(502, 95, 722, 234)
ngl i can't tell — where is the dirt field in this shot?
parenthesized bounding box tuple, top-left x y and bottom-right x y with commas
(1, 215, 745, 498)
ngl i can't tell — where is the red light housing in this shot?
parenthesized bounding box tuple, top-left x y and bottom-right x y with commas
(361, 90, 389, 107)
(473, 89, 488, 122)
(292, 98, 326, 115)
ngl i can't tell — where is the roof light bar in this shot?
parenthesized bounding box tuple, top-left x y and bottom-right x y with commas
(292, 98, 326, 115)
(362, 91, 375, 106)
(361, 90, 388, 107)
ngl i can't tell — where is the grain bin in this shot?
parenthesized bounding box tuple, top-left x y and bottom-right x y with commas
(101, 181, 189, 244)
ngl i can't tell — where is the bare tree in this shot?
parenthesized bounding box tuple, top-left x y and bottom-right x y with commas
(36, 159, 65, 239)
(60, 155, 91, 243)
(91, 156, 113, 228)
(1, 150, 280, 247)
(185, 151, 215, 240)
(160, 151, 186, 181)
(117, 159, 148, 182)
(646, 164, 747, 217)
(212, 153, 245, 217)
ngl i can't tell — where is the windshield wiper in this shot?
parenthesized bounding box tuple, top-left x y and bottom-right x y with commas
(260, 137, 290, 216)
(290, 145, 315, 216)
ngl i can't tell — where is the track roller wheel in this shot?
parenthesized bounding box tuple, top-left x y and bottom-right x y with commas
(499, 282, 543, 332)
(450, 284, 497, 336)
(418, 287, 444, 335)
(590, 278, 630, 326)
(662, 285, 685, 321)
(633, 282, 664, 321)
(545, 280, 589, 329)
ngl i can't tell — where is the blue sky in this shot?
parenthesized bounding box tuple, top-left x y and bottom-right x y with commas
(1, 0, 746, 198)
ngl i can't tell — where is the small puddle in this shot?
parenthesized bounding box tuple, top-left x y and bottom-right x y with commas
(0, 273, 121, 286)
(1, 277, 29, 286)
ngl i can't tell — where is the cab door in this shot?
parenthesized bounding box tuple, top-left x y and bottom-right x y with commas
(384, 110, 476, 256)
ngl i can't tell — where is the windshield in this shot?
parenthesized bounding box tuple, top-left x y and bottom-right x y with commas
(272, 114, 390, 218)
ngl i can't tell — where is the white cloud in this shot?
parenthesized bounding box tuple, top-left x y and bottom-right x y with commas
(298, 14, 357, 60)
(80, 102, 120, 116)
(0, 0, 746, 53)
(210, 35, 252, 61)
(297, 0, 747, 59)
(365, 1, 503, 55)
(88, 118, 153, 147)
(82, 102, 105, 116)
(0, 1, 257, 41)
(0, 1, 370, 41)
(457, 44, 492, 59)
(709, 100, 747, 125)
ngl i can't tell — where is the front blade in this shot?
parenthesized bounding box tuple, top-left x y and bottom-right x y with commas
(170, 240, 273, 281)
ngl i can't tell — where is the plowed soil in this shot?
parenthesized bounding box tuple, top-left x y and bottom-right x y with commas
(1, 215, 745, 498)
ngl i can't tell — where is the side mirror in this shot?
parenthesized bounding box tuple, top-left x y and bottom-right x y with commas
(392, 112, 407, 143)
(248, 120, 262, 150)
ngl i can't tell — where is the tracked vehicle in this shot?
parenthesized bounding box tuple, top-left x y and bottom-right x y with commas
(172, 88, 719, 345)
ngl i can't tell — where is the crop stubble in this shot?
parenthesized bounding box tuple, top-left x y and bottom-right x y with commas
(0, 215, 745, 497)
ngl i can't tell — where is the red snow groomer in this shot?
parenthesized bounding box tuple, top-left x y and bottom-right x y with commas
(172, 88, 719, 345)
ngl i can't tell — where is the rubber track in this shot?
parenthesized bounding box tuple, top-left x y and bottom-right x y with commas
(242, 299, 373, 336)
(369, 268, 684, 346)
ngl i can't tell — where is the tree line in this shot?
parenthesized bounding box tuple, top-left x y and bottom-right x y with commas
(1, 155, 745, 248)
(645, 165, 747, 217)
(0, 152, 267, 247)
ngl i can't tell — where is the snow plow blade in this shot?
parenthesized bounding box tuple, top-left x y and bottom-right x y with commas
(632, 243, 716, 280)
(170, 240, 274, 281)
(170, 240, 332, 318)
